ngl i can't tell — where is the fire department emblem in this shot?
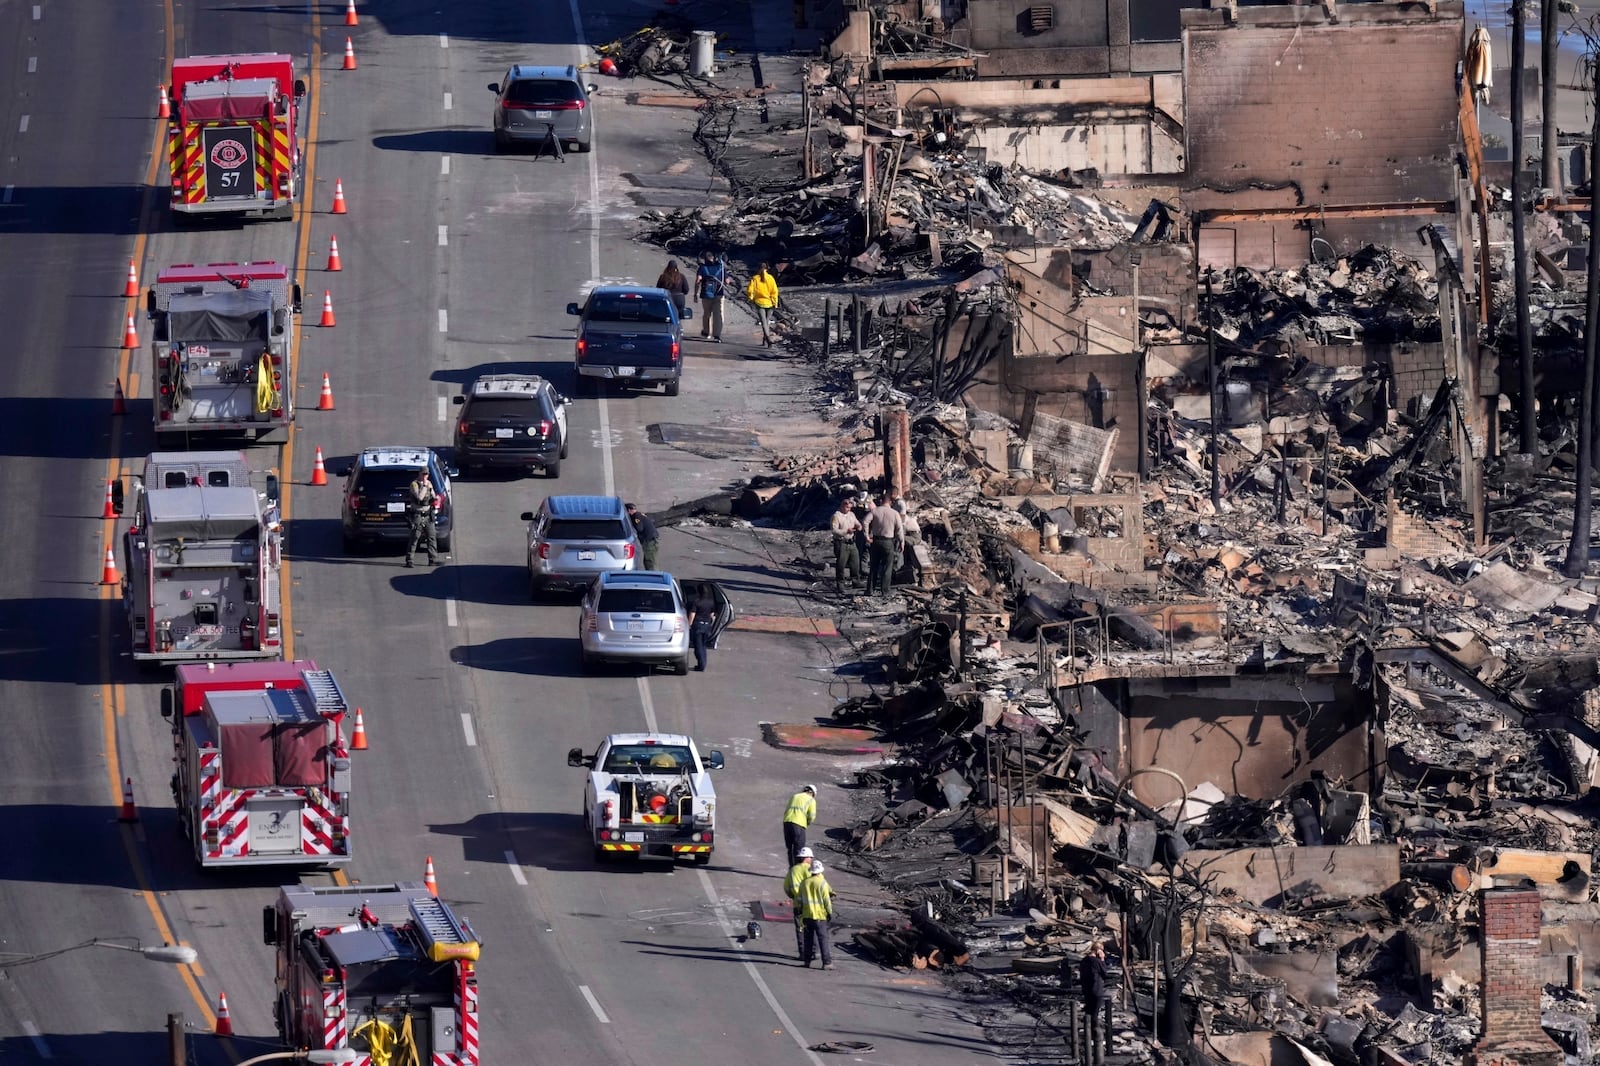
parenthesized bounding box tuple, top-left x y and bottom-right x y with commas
(209, 139, 248, 169)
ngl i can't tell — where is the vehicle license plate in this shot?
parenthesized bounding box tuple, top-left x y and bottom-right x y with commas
(628, 621, 644, 631)
(578, 550, 596, 561)
(386, 502, 405, 513)
(535, 110, 553, 119)
(495, 428, 514, 438)
(614, 366, 636, 377)
(624, 832, 644, 843)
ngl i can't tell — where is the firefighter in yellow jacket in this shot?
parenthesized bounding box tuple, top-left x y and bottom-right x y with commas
(783, 784, 816, 865)
(799, 860, 835, 969)
(745, 262, 779, 347)
(783, 846, 815, 959)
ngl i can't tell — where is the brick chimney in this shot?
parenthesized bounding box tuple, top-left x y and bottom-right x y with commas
(1467, 887, 1562, 1066)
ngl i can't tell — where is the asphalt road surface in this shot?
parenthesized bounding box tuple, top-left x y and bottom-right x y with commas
(0, 1, 1012, 1064)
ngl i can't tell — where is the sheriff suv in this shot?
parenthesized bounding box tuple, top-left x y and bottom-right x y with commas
(453, 374, 570, 478)
(489, 64, 593, 154)
(339, 446, 457, 554)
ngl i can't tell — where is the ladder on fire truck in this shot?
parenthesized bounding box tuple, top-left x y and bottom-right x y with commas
(301, 670, 348, 718)
(409, 896, 480, 962)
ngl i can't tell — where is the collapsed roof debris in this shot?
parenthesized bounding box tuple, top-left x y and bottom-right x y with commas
(617, 5, 1600, 1062)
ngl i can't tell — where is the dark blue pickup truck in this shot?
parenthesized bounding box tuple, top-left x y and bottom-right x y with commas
(567, 285, 691, 397)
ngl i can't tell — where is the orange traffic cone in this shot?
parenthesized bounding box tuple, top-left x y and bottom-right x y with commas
(102, 480, 117, 519)
(119, 777, 139, 822)
(327, 234, 343, 272)
(100, 545, 120, 585)
(214, 992, 233, 1036)
(351, 707, 368, 749)
(319, 290, 336, 327)
(424, 856, 439, 897)
(331, 178, 348, 214)
(122, 313, 139, 349)
(123, 259, 139, 297)
(317, 373, 336, 410)
(158, 85, 171, 119)
(310, 446, 329, 486)
(112, 378, 127, 416)
(343, 37, 358, 70)
(345, 0, 359, 25)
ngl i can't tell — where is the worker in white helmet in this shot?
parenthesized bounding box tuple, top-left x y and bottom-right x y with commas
(799, 859, 835, 970)
(783, 783, 817, 866)
(783, 846, 815, 959)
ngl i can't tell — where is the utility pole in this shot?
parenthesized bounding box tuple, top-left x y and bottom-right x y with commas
(1542, 0, 1560, 190)
(1513, 0, 1539, 454)
(1563, 47, 1600, 578)
(1205, 269, 1222, 511)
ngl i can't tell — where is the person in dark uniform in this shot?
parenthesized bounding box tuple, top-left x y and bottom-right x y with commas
(687, 582, 718, 671)
(404, 470, 440, 568)
(626, 503, 660, 571)
(1079, 940, 1109, 1066)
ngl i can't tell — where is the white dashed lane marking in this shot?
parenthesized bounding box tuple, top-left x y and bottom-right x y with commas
(438, 309, 448, 333)
(461, 713, 477, 747)
(441, 155, 451, 175)
(504, 850, 527, 885)
(438, 225, 448, 247)
(442, 91, 452, 111)
(578, 986, 610, 1024)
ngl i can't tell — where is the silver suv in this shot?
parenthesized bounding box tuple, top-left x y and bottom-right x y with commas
(578, 571, 734, 675)
(521, 495, 639, 597)
(489, 64, 593, 154)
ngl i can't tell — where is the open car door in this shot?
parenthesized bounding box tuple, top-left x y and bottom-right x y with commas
(681, 579, 736, 648)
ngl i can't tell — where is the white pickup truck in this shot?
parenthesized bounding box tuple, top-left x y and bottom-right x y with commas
(568, 733, 725, 864)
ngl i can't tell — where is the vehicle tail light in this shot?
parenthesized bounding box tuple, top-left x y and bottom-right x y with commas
(538, 543, 551, 559)
(433, 495, 443, 510)
(538, 419, 551, 436)
(348, 494, 363, 511)
(457, 419, 469, 437)
(585, 614, 598, 632)
(204, 822, 220, 848)
(547, 99, 585, 111)
(623, 544, 636, 559)
(669, 340, 680, 364)
(575, 337, 587, 362)
(673, 616, 685, 634)
(601, 799, 615, 826)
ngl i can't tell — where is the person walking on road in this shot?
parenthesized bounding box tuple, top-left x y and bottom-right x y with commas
(695, 251, 727, 342)
(799, 860, 835, 969)
(625, 503, 660, 571)
(403, 470, 440, 568)
(830, 496, 864, 592)
(783, 783, 817, 865)
(1079, 940, 1110, 1066)
(864, 493, 904, 598)
(655, 259, 691, 317)
(784, 845, 815, 959)
(687, 582, 719, 671)
(746, 262, 780, 347)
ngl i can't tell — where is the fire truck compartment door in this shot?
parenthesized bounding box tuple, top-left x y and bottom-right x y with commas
(248, 795, 301, 853)
(430, 1007, 458, 1054)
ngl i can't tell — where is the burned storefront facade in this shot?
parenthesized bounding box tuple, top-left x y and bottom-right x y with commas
(615, 0, 1600, 1061)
